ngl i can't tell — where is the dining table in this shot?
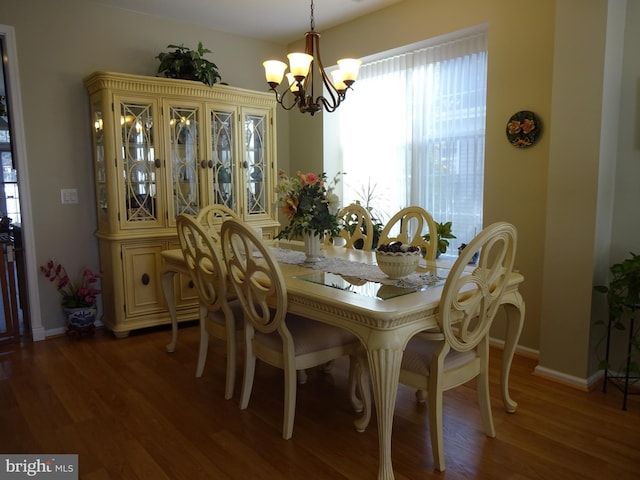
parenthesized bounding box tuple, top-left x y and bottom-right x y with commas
(161, 244, 525, 480)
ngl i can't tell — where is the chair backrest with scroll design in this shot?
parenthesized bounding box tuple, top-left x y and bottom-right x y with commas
(438, 221, 517, 353)
(328, 203, 374, 250)
(221, 218, 287, 336)
(177, 213, 242, 399)
(177, 213, 229, 315)
(221, 218, 362, 440)
(196, 204, 239, 243)
(379, 206, 438, 260)
(395, 221, 517, 471)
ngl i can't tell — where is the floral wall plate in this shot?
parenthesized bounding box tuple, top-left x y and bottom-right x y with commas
(506, 110, 540, 148)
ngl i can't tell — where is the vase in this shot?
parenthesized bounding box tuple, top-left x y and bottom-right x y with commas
(63, 307, 97, 336)
(303, 232, 322, 263)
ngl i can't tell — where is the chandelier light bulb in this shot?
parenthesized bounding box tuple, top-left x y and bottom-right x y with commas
(263, 60, 287, 86)
(337, 58, 362, 84)
(262, 0, 361, 115)
(287, 53, 313, 80)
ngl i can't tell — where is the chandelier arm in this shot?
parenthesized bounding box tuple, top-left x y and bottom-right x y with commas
(269, 86, 303, 111)
(309, 32, 341, 111)
(262, 0, 359, 115)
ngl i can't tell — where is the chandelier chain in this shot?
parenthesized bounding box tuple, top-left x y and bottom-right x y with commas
(310, 0, 315, 31)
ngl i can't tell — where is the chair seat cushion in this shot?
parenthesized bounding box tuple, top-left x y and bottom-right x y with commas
(402, 335, 476, 376)
(255, 314, 358, 355)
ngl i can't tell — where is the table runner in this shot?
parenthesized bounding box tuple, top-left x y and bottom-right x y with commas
(268, 248, 443, 289)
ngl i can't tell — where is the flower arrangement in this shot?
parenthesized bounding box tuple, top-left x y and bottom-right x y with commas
(274, 170, 341, 240)
(41, 260, 102, 308)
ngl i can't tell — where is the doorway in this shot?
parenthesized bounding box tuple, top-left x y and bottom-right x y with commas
(0, 28, 29, 343)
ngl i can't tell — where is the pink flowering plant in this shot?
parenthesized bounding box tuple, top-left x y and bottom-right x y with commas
(41, 260, 102, 308)
(275, 170, 342, 240)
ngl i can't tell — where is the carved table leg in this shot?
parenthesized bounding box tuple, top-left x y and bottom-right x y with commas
(366, 331, 405, 480)
(501, 292, 525, 413)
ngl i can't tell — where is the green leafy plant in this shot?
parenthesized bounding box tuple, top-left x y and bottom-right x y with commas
(594, 252, 640, 371)
(422, 221, 456, 255)
(156, 42, 222, 87)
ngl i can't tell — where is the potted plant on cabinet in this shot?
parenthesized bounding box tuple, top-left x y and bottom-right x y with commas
(41, 260, 102, 336)
(156, 42, 223, 87)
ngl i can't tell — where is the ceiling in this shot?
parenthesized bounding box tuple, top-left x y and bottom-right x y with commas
(89, 0, 402, 44)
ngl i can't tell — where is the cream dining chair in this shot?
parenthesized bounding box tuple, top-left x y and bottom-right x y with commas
(176, 213, 244, 400)
(220, 218, 363, 439)
(357, 221, 517, 471)
(326, 203, 375, 250)
(379, 206, 438, 261)
(196, 203, 239, 241)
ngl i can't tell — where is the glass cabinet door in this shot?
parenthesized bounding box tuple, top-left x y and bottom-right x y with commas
(210, 108, 236, 211)
(167, 103, 200, 219)
(118, 99, 162, 227)
(243, 111, 268, 217)
(91, 106, 107, 228)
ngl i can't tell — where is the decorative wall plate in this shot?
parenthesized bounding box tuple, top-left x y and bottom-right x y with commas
(506, 110, 540, 148)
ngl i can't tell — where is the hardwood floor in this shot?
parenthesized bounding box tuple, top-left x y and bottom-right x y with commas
(1, 323, 639, 479)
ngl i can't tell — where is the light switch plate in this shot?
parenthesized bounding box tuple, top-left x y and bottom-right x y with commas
(60, 188, 79, 204)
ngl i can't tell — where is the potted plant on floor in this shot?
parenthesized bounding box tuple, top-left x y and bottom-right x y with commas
(41, 260, 102, 336)
(594, 252, 640, 371)
(156, 42, 223, 87)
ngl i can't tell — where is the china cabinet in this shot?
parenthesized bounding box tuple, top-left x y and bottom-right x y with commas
(84, 71, 279, 337)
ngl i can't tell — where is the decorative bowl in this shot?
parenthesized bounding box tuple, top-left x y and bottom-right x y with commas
(375, 249, 421, 279)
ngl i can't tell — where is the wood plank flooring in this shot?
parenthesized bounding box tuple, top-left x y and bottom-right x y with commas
(1, 323, 639, 479)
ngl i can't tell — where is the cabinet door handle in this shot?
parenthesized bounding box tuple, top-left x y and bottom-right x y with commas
(208, 160, 214, 169)
(201, 160, 207, 168)
(141, 273, 150, 285)
(154, 159, 161, 168)
(243, 161, 248, 168)
(188, 280, 194, 289)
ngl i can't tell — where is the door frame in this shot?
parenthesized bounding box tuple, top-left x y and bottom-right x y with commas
(1, 24, 44, 341)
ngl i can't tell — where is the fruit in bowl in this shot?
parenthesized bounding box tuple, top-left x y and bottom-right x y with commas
(375, 242, 422, 279)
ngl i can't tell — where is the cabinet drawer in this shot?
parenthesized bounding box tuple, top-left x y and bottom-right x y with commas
(122, 243, 166, 317)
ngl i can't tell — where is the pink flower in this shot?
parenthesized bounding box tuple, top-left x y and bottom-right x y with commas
(298, 172, 321, 187)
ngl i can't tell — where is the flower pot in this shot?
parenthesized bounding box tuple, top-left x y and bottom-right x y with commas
(63, 307, 97, 336)
(303, 233, 322, 263)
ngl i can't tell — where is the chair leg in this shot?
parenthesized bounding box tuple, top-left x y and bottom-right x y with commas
(223, 309, 236, 400)
(283, 360, 297, 440)
(195, 307, 209, 378)
(428, 364, 446, 472)
(239, 333, 256, 411)
(478, 343, 495, 437)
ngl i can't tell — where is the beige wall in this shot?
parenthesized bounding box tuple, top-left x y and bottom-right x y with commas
(2, 0, 290, 332)
(3, 0, 637, 384)
(288, 0, 638, 384)
(289, 0, 555, 359)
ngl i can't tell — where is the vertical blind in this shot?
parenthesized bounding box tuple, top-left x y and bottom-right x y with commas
(332, 28, 487, 249)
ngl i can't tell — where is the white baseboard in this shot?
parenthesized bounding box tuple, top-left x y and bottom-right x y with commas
(489, 336, 539, 359)
(533, 365, 604, 391)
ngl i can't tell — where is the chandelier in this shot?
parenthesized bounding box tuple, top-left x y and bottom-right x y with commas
(262, 0, 361, 116)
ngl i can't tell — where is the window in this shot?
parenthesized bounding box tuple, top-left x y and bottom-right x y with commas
(325, 26, 487, 250)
